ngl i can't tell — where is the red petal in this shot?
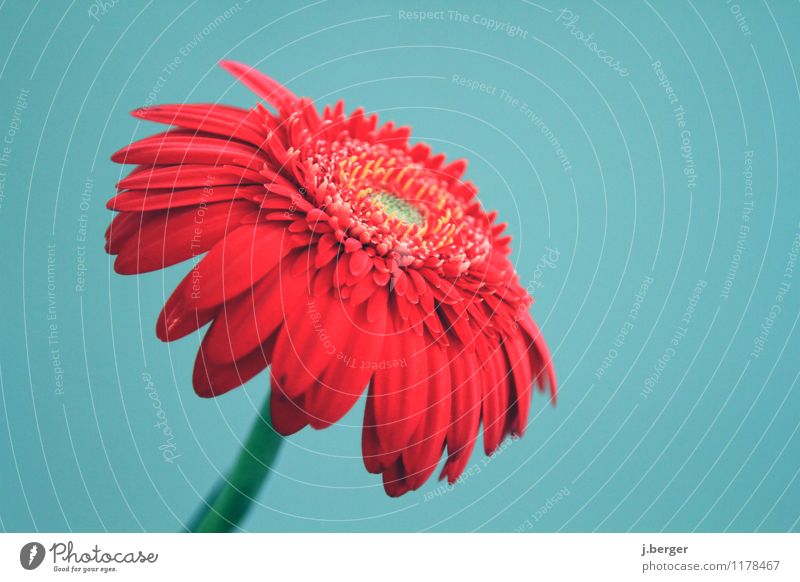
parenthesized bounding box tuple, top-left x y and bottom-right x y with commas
(367, 319, 426, 462)
(349, 250, 370, 278)
(503, 332, 534, 436)
(382, 461, 412, 497)
(108, 185, 261, 212)
(270, 291, 340, 401)
(478, 337, 512, 454)
(192, 330, 276, 397)
(362, 396, 390, 474)
(117, 164, 262, 190)
(187, 223, 296, 310)
(441, 158, 467, 183)
(520, 313, 557, 402)
(270, 380, 309, 435)
(112, 131, 265, 167)
(301, 299, 386, 429)
(132, 103, 265, 146)
(156, 276, 216, 342)
(219, 60, 299, 112)
(399, 342, 451, 491)
(440, 348, 481, 483)
(205, 261, 312, 364)
(111, 200, 254, 274)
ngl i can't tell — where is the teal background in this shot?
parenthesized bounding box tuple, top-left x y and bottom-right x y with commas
(1, 0, 799, 532)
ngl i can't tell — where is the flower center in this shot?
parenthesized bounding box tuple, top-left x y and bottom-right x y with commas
(307, 138, 492, 270)
(369, 191, 425, 226)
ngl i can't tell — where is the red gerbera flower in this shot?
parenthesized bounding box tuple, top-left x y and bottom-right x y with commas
(106, 61, 556, 497)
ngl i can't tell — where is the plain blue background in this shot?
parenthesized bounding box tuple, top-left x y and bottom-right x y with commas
(1, 0, 799, 532)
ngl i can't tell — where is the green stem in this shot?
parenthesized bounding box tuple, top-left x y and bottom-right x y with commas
(189, 395, 283, 532)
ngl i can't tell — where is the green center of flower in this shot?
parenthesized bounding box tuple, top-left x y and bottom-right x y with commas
(369, 191, 425, 226)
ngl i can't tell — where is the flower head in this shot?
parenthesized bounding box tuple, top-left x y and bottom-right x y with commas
(107, 61, 556, 496)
